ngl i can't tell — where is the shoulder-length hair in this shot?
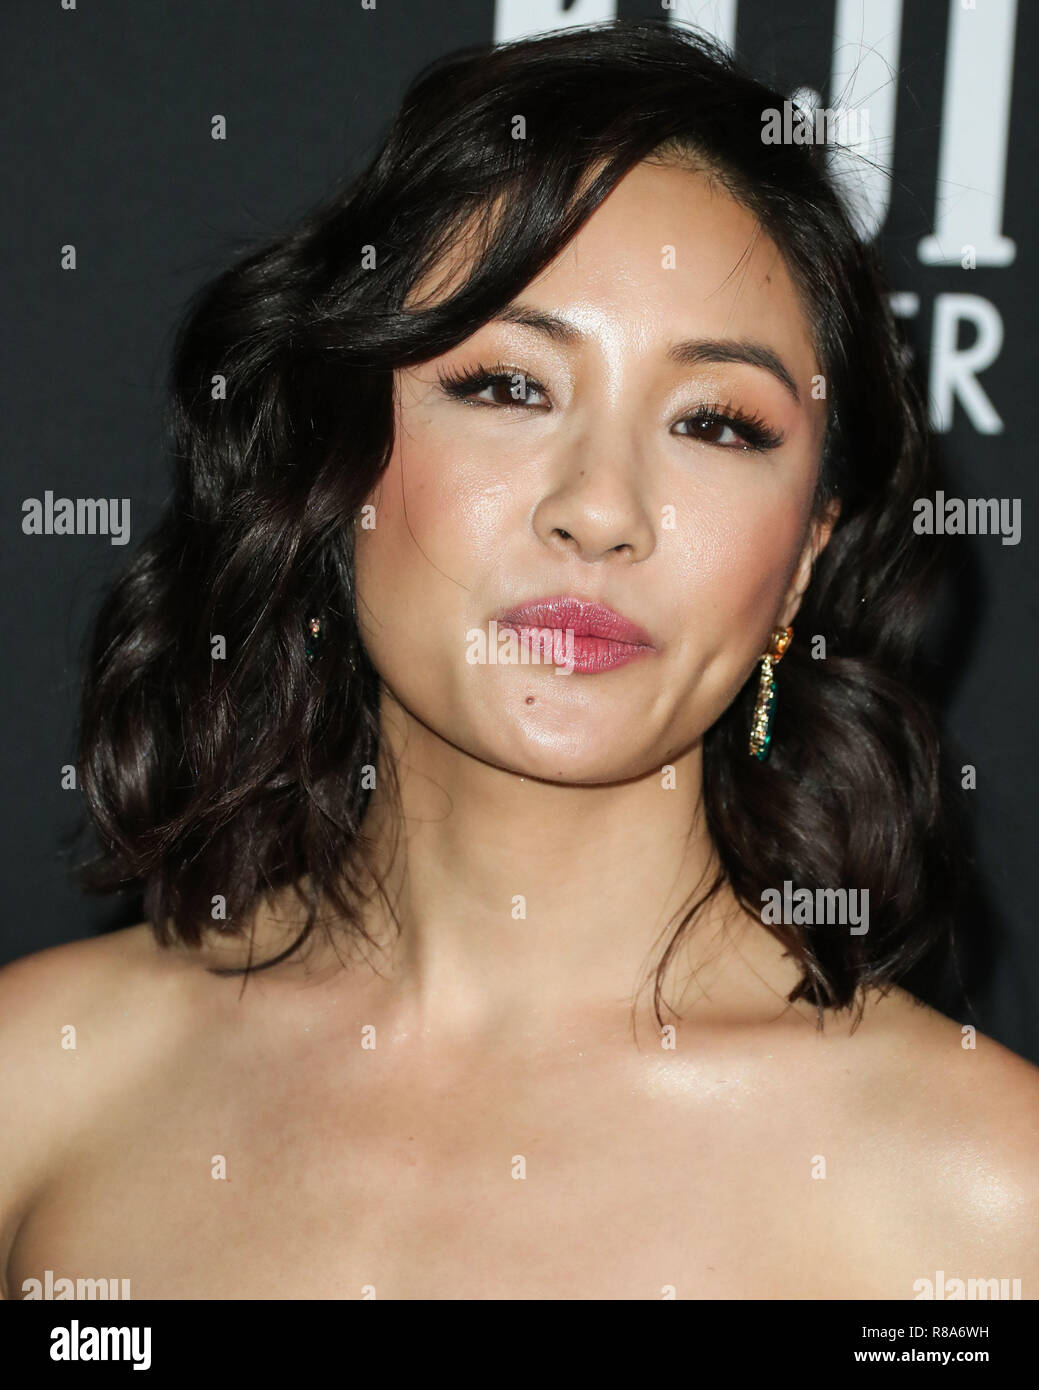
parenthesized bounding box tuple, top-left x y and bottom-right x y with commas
(76, 18, 960, 1024)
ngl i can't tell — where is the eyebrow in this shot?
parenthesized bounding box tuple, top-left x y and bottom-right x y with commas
(489, 303, 802, 406)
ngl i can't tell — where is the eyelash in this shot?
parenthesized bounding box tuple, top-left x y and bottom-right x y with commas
(435, 361, 785, 452)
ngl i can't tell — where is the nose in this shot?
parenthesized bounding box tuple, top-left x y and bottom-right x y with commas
(531, 442, 657, 564)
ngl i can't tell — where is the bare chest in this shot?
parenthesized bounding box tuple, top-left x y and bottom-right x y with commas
(9, 1044, 895, 1300)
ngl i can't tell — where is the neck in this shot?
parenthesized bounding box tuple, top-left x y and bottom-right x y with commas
(343, 688, 791, 1043)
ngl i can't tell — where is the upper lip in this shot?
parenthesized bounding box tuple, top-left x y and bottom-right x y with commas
(497, 595, 654, 647)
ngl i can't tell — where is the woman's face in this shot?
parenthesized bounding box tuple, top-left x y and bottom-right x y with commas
(353, 160, 833, 781)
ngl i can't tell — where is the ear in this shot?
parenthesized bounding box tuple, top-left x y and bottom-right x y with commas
(775, 498, 841, 630)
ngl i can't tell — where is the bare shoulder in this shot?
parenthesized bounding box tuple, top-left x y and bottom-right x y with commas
(851, 984, 1039, 1131)
(0, 912, 301, 1138)
(0, 924, 208, 1280)
(0, 922, 189, 1074)
(0, 896, 335, 1251)
(835, 985, 1039, 1288)
(0, 922, 204, 1055)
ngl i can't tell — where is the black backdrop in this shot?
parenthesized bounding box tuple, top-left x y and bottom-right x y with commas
(3, 0, 1036, 1062)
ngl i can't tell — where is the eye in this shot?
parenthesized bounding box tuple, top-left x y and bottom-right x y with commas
(675, 404, 784, 452)
(436, 362, 550, 409)
(435, 367, 784, 452)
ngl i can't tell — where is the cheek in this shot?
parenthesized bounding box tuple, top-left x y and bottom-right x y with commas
(361, 422, 513, 569)
(709, 509, 802, 618)
(352, 431, 507, 669)
(664, 485, 810, 704)
(675, 474, 806, 590)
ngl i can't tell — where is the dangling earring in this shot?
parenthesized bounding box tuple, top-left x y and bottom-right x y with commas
(305, 612, 360, 673)
(748, 626, 793, 761)
(304, 615, 322, 662)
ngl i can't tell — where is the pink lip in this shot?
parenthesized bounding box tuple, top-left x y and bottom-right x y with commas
(497, 595, 655, 673)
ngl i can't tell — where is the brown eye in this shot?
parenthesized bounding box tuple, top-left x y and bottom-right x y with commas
(676, 405, 784, 452)
(682, 415, 744, 447)
(476, 374, 547, 407)
(437, 363, 550, 408)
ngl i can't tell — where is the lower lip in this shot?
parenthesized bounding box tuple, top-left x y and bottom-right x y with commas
(503, 625, 655, 673)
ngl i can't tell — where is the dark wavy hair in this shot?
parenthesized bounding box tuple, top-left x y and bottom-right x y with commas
(75, 18, 961, 1025)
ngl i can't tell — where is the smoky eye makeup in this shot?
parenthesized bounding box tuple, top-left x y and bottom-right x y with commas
(673, 399, 785, 451)
(436, 360, 549, 406)
(435, 359, 787, 452)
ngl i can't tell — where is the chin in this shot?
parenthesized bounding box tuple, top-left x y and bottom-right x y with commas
(474, 706, 657, 784)
(490, 751, 643, 786)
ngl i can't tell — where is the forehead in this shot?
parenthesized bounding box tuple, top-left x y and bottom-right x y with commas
(516, 160, 818, 369)
(408, 159, 820, 380)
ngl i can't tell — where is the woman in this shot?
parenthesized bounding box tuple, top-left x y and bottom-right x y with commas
(2, 19, 1037, 1301)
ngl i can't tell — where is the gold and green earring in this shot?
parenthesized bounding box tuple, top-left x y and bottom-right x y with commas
(748, 626, 793, 761)
(305, 615, 322, 662)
